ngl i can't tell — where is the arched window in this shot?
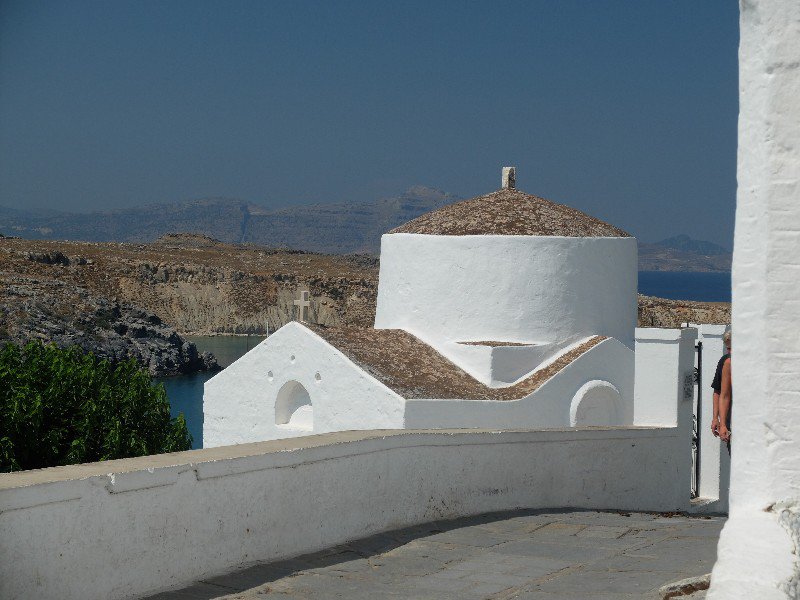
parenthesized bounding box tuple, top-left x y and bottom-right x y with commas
(569, 380, 622, 427)
(275, 381, 313, 430)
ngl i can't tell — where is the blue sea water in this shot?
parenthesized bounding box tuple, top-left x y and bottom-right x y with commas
(638, 271, 731, 303)
(163, 271, 731, 447)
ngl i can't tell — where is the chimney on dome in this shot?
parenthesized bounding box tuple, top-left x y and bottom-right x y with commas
(502, 166, 516, 190)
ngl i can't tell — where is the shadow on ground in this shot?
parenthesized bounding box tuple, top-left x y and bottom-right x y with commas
(144, 508, 724, 600)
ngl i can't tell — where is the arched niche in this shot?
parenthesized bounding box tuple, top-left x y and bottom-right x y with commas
(569, 380, 622, 427)
(275, 380, 313, 430)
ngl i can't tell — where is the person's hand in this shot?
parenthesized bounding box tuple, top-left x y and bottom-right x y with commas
(719, 424, 731, 442)
(711, 416, 720, 437)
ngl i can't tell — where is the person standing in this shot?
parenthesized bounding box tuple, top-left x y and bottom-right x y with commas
(710, 330, 732, 438)
(718, 357, 732, 447)
(711, 330, 732, 451)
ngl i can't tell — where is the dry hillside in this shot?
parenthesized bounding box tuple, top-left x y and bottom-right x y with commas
(0, 234, 377, 337)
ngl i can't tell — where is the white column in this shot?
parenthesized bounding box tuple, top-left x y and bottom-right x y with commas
(633, 327, 696, 513)
(708, 1, 800, 597)
(633, 327, 697, 428)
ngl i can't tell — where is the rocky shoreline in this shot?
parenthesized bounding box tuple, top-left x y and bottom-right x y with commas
(0, 272, 218, 377)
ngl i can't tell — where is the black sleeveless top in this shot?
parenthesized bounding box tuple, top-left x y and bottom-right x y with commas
(711, 354, 730, 394)
(711, 353, 732, 427)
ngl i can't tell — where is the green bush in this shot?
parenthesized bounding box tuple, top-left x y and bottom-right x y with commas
(0, 341, 192, 472)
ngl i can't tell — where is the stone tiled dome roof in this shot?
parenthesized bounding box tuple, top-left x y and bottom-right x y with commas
(389, 188, 630, 237)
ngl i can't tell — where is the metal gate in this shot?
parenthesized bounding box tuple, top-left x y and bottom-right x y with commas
(691, 340, 703, 498)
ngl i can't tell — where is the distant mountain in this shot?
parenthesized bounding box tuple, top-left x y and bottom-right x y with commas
(0, 192, 731, 270)
(0, 186, 459, 254)
(0, 198, 266, 246)
(638, 235, 731, 272)
(655, 234, 730, 256)
(243, 186, 459, 253)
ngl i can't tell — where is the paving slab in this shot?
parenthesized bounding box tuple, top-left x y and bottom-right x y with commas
(493, 538, 617, 563)
(143, 510, 725, 600)
(575, 525, 631, 539)
(531, 568, 693, 597)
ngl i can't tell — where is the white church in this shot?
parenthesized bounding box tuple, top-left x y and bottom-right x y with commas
(4, 3, 797, 598)
(203, 168, 640, 447)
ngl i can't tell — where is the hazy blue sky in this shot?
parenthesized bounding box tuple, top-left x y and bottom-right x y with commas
(0, 1, 739, 246)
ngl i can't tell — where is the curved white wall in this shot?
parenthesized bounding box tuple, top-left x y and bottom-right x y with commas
(375, 234, 637, 350)
(0, 427, 688, 600)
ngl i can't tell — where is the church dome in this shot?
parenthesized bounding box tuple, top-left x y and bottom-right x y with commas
(390, 188, 630, 238)
(374, 168, 637, 364)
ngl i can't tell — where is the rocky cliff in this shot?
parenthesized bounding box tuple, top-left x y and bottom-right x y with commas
(0, 236, 378, 364)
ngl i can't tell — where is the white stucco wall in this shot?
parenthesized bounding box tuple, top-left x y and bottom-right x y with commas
(374, 235, 638, 379)
(633, 327, 697, 428)
(0, 427, 688, 600)
(203, 322, 405, 448)
(709, 1, 800, 597)
(404, 337, 634, 429)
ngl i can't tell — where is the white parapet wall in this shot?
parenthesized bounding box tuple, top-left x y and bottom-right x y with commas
(1, 427, 688, 600)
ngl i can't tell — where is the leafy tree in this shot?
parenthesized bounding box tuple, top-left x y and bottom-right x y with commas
(0, 341, 192, 472)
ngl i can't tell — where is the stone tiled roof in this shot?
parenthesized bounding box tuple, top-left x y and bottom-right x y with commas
(389, 188, 630, 237)
(307, 324, 605, 400)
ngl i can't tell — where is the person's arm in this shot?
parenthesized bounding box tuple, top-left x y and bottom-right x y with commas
(711, 392, 720, 437)
(711, 356, 725, 437)
(718, 359, 732, 442)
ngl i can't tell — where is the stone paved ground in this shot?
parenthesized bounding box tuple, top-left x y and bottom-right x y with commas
(145, 510, 725, 600)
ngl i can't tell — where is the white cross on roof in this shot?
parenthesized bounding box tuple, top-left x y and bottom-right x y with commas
(294, 289, 310, 322)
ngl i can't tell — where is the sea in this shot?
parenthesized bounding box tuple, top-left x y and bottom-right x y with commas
(638, 271, 731, 303)
(159, 335, 266, 448)
(161, 270, 731, 448)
